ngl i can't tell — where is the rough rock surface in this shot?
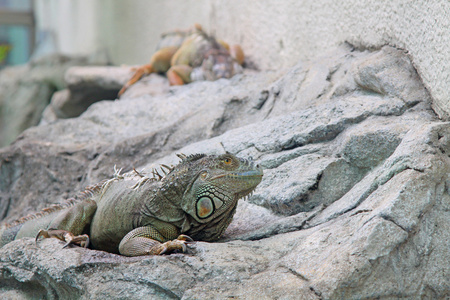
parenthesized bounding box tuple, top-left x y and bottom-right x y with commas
(0, 55, 100, 147)
(0, 45, 449, 299)
(41, 66, 133, 123)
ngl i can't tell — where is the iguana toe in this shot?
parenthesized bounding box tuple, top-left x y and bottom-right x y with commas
(35, 229, 50, 244)
(35, 229, 90, 248)
(157, 237, 192, 255)
(62, 234, 90, 248)
(176, 234, 194, 242)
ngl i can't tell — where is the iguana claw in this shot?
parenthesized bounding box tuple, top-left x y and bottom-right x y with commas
(158, 234, 194, 255)
(177, 234, 194, 242)
(36, 229, 90, 248)
(62, 234, 90, 248)
(3, 153, 263, 258)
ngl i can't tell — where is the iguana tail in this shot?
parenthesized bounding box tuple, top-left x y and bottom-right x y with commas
(0, 180, 107, 247)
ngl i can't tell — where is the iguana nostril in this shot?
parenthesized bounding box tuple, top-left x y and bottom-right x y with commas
(1, 153, 263, 257)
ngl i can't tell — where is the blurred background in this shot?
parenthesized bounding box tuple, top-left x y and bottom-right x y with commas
(0, 0, 34, 67)
(0, 0, 448, 147)
(1, 0, 448, 83)
(0, 0, 212, 68)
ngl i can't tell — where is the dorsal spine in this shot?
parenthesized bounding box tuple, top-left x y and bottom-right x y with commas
(2, 179, 108, 228)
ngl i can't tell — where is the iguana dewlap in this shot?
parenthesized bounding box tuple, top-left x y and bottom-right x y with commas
(0, 153, 263, 256)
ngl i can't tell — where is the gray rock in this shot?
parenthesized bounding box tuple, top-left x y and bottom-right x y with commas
(352, 46, 429, 107)
(0, 45, 448, 299)
(0, 54, 101, 147)
(0, 64, 54, 147)
(40, 66, 130, 122)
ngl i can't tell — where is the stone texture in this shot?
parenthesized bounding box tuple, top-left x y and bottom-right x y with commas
(0, 54, 100, 147)
(79, 1, 449, 119)
(0, 45, 449, 299)
(41, 66, 132, 123)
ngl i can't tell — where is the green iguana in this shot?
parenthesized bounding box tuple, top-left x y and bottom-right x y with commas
(0, 153, 263, 256)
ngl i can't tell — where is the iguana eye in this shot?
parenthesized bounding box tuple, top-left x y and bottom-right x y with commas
(224, 158, 232, 164)
(200, 171, 208, 179)
(196, 196, 214, 219)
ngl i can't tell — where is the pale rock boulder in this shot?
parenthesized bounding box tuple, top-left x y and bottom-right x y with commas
(0, 45, 448, 299)
(0, 55, 89, 147)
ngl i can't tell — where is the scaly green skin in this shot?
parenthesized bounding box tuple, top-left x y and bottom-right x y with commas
(0, 153, 263, 256)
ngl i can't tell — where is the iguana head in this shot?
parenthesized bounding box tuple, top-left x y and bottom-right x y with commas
(168, 153, 263, 240)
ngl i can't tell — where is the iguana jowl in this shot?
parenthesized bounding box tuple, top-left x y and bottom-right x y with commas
(0, 153, 263, 256)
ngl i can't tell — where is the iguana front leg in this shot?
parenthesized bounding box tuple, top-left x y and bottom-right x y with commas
(118, 226, 193, 256)
(36, 229, 90, 248)
(34, 199, 97, 248)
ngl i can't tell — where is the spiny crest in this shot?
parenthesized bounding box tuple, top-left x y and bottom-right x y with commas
(164, 153, 206, 178)
(182, 153, 206, 162)
(2, 180, 107, 228)
(148, 153, 205, 182)
(176, 153, 187, 160)
(128, 164, 173, 190)
(2, 153, 209, 226)
(99, 165, 127, 194)
(130, 167, 158, 190)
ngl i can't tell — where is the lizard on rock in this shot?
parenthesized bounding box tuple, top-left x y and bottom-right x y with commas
(0, 153, 263, 256)
(118, 24, 245, 96)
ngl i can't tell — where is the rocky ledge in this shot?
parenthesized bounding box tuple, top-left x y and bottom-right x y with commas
(0, 45, 449, 299)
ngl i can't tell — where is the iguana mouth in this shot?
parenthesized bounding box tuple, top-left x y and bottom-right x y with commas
(236, 188, 258, 200)
(2, 153, 263, 256)
(211, 170, 263, 180)
(209, 169, 262, 200)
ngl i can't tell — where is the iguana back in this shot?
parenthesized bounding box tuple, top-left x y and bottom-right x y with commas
(0, 153, 263, 256)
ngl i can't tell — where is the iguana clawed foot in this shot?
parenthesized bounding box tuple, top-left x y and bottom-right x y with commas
(36, 229, 90, 248)
(0, 154, 264, 258)
(156, 234, 194, 255)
